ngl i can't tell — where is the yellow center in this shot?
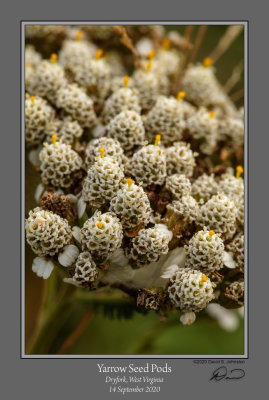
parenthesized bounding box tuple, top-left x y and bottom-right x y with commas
(99, 147, 105, 158)
(75, 30, 83, 41)
(201, 275, 208, 283)
(147, 50, 155, 60)
(209, 230, 215, 237)
(127, 177, 133, 189)
(177, 91, 186, 102)
(209, 111, 215, 118)
(30, 96, 36, 104)
(203, 57, 213, 68)
(236, 165, 244, 179)
(146, 61, 152, 73)
(52, 134, 57, 146)
(154, 134, 161, 147)
(97, 222, 103, 229)
(95, 49, 103, 60)
(25, 62, 31, 68)
(50, 53, 58, 64)
(162, 38, 171, 51)
(124, 75, 129, 88)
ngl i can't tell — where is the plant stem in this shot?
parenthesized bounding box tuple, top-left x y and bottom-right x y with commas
(56, 308, 93, 354)
(127, 319, 175, 355)
(27, 274, 75, 354)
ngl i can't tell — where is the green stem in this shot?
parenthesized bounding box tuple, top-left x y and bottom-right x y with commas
(127, 318, 176, 355)
(28, 298, 73, 354)
(27, 273, 75, 354)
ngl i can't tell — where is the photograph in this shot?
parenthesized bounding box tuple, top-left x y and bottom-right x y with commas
(24, 23, 245, 356)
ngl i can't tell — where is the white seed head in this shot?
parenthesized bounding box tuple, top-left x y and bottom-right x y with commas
(80, 212, 123, 260)
(168, 268, 215, 312)
(25, 207, 72, 256)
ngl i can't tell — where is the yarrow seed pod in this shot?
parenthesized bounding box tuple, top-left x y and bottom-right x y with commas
(101, 86, 141, 125)
(168, 268, 215, 312)
(45, 118, 83, 145)
(82, 155, 124, 208)
(165, 174, 192, 200)
(191, 174, 218, 202)
(80, 212, 123, 260)
(85, 137, 124, 169)
(25, 95, 54, 147)
(72, 252, 99, 287)
(58, 39, 97, 73)
(39, 140, 83, 189)
(128, 144, 167, 187)
(165, 142, 197, 177)
(125, 224, 172, 266)
(132, 67, 159, 110)
(166, 194, 199, 224)
(185, 229, 225, 275)
(107, 110, 145, 152)
(25, 207, 72, 256)
(29, 58, 67, 104)
(56, 84, 97, 128)
(218, 173, 244, 202)
(110, 179, 152, 232)
(226, 234, 244, 272)
(186, 108, 219, 155)
(144, 96, 185, 146)
(73, 56, 111, 105)
(198, 193, 237, 239)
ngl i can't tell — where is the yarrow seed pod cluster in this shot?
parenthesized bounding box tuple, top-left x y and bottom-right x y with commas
(25, 24, 244, 328)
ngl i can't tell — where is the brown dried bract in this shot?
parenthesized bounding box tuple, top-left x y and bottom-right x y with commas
(137, 288, 166, 311)
(40, 192, 73, 220)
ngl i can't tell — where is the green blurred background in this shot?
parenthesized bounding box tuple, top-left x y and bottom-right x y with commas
(25, 24, 244, 355)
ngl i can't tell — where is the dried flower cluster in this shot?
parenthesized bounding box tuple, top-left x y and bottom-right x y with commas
(25, 25, 244, 326)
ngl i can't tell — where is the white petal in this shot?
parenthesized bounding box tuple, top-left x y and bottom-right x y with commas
(162, 246, 186, 269)
(42, 261, 55, 279)
(102, 263, 135, 286)
(237, 306, 244, 318)
(206, 303, 239, 332)
(63, 277, 81, 287)
(223, 251, 236, 269)
(66, 194, 78, 203)
(161, 264, 179, 279)
(34, 183, 45, 204)
(180, 311, 196, 325)
(77, 198, 86, 219)
(32, 257, 54, 279)
(104, 247, 186, 289)
(58, 244, 79, 267)
(156, 223, 173, 241)
(219, 313, 239, 331)
(109, 248, 129, 266)
(55, 188, 64, 195)
(159, 248, 185, 281)
(72, 226, 82, 243)
(91, 123, 105, 138)
(136, 38, 154, 57)
(28, 146, 42, 166)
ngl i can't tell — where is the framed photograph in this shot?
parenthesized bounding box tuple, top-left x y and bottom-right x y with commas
(2, 1, 266, 396)
(23, 22, 246, 360)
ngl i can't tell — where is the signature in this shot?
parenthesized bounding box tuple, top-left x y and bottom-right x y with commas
(210, 366, 245, 381)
